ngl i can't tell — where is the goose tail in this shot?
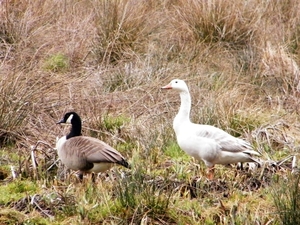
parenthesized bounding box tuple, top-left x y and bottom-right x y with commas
(118, 158, 131, 169)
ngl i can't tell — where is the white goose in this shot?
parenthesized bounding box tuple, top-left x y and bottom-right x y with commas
(161, 79, 260, 179)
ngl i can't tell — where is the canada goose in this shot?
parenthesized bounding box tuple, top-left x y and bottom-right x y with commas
(161, 79, 261, 179)
(56, 112, 130, 180)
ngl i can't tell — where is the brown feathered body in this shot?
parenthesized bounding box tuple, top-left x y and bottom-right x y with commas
(56, 112, 130, 176)
(58, 136, 129, 173)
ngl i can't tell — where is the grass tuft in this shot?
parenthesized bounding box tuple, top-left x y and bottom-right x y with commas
(1, 0, 300, 223)
(91, 0, 154, 65)
(173, 0, 263, 47)
(0, 74, 46, 146)
(115, 167, 176, 224)
(272, 174, 300, 225)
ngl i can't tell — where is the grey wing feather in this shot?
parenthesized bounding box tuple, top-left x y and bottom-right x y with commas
(196, 125, 260, 155)
(64, 136, 129, 166)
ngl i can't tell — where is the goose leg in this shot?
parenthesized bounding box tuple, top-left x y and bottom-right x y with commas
(78, 171, 84, 181)
(207, 167, 215, 180)
(236, 162, 244, 170)
(91, 173, 96, 183)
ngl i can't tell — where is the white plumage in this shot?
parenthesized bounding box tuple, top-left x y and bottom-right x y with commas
(161, 79, 260, 179)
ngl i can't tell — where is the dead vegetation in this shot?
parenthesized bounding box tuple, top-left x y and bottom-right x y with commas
(1, 0, 300, 224)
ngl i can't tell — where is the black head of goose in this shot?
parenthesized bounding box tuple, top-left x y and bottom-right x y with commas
(56, 112, 130, 179)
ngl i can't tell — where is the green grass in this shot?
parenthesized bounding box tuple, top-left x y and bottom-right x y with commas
(0, 180, 39, 205)
(163, 141, 189, 161)
(114, 167, 177, 224)
(0, 209, 26, 225)
(1, 0, 300, 224)
(101, 114, 130, 132)
(272, 174, 300, 225)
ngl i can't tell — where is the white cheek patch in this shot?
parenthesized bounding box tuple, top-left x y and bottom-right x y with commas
(66, 114, 73, 124)
(56, 136, 67, 151)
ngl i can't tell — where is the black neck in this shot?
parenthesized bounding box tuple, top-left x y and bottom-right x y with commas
(66, 117, 82, 139)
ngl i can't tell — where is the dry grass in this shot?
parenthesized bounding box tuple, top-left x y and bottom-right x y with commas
(1, 0, 300, 224)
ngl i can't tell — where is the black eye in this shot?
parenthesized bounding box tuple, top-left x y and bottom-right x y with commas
(175, 81, 178, 83)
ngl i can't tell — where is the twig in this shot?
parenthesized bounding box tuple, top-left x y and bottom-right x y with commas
(47, 159, 60, 171)
(29, 140, 57, 178)
(265, 219, 274, 225)
(30, 194, 54, 220)
(82, 126, 126, 143)
(277, 155, 294, 167)
(31, 146, 38, 170)
(31, 140, 54, 158)
(30, 145, 40, 179)
(10, 165, 17, 179)
(292, 155, 298, 174)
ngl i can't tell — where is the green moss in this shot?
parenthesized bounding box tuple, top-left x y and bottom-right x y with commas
(86, 201, 119, 222)
(23, 217, 51, 225)
(0, 180, 38, 204)
(0, 209, 26, 225)
(43, 53, 69, 72)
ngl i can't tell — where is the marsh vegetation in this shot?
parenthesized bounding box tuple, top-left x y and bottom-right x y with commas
(1, 0, 300, 224)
